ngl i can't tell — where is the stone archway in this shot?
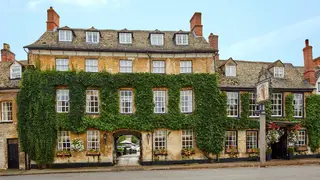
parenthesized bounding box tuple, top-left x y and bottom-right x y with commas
(113, 129, 142, 166)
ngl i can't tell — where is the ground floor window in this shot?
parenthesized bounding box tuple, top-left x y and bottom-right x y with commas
(296, 130, 306, 146)
(225, 131, 237, 150)
(57, 131, 71, 151)
(182, 130, 194, 149)
(154, 130, 167, 150)
(246, 131, 258, 149)
(87, 130, 100, 151)
(1, 101, 13, 122)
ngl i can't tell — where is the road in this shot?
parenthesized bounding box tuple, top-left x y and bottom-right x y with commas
(2, 165, 319, 180)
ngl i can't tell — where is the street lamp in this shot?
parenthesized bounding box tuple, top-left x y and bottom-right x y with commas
(103, 132, 107, 144)
(147, 133, 150, 145)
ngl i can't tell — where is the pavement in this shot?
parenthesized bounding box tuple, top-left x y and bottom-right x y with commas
(0, 158, 319, 177)
(116, 153, 140, 166)
(1, 165, 320, 180)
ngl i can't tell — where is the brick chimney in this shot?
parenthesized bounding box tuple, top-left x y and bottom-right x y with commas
(303, 39, 316, 85)
(1, 43, 15, 62)
(46, 6, 60, 31)
(190, 12, 203, 36)
(209, 33, 219, 60)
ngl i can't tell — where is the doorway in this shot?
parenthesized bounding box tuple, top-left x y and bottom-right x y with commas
(271, 128, 287, 159)
(7, 139, 19, 169)
(113, 130, 142, 166)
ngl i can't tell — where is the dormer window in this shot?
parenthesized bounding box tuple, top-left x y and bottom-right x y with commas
(150, 34, 164, 46)
(10, 62, 22, 79)
(119, 33, 132, 44)
(59, 30, 72, 42)
(176, 34, 188, 45)
(274, 67, 284, 78)
(86, 32, 99, 43)
(226, 65, 236, 77)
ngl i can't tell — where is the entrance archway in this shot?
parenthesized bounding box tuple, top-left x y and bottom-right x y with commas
(113, 130, 142, 166)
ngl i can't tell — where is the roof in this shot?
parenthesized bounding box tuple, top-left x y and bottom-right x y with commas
(0, 60, 27, 89)
(216, 60, 313, 90)
(24, 28, 216, 53)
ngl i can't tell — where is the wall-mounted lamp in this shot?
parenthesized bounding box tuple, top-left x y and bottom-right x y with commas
(103, 132, 108, 144)
(146, 133, 151, 145)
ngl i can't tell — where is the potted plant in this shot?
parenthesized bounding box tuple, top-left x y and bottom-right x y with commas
(247, 148, 259, 154)
(71, 138, 84, 152)
(266, 148, 272, 161)
(287, 147, 294, 160)
(154, 148, 168, 156)
(181, 148, 195, 156)
(226, 146, 238, 158)
(86, 149, 100, 156)
(56, 150, 72, 157)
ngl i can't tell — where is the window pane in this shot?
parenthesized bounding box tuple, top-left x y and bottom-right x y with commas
(85, 59, 98, 72)
(227, 92, 238, 117)
(182, 130, 194, 149)
(225, 131, 237, 149)
(56, 59, 69, 71)
(180, 61, 192, 74)
(120, 60, 132, 73)
(293, 94, 303, 117)
(154, 130, 167, 150)
(87, 130, 100, 151)
(271, 93, 282, 116)
(152, 61, 165, 74)
(1, 102, 13, 122)
(86, 90, 99, 113)
(154, 91, 166, 113)
(120, 90, 133, 113)
(57, 131, 71, 151)
(180, 90, 193, 113)
(246, 131, 258, 149)
(57, 89, 69, 113)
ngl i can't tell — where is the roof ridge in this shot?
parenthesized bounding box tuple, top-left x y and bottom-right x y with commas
(58, 27, 191, 33)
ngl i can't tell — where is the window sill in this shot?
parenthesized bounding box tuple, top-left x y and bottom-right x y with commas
(85, 113, 100, 115)
(9, 78, 21, 80)
(120, 113, 134, 115)
(0, 121, 13, 124)
(57, 112, 69, 114)
(293, 116, 303, 119)
(181, 112, 193, 114)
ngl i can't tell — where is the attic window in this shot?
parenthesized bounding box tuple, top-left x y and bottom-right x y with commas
(59, 30, 72, 42)
(10, 62, 22, 79)
(176, 34, 188, 45)
(119, 33, 132, 44)
(150, 34, 164, 46)
(86, 32, 99, 43)
(274, 67, 284, 78)
(226, 65, 236, 77)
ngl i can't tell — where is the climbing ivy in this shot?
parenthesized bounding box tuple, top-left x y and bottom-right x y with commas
(305, 95, 320, 152)
(240, 93, 250, 119)
(285, 94, 294, 121)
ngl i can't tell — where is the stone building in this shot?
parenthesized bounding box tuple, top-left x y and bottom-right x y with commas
(22, 7, 218, 168)
(0, 43, 26, 170)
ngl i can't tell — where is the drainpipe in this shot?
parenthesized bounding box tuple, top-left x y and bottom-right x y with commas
(147, 52, 152, 73)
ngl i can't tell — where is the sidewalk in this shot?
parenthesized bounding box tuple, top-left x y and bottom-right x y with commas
(1, 158, 319, 176)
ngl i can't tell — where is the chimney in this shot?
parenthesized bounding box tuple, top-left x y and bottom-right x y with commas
(46, 6, 60, 31)
(209, 33, 219, 60)
(303, 39, 316, 85)
(190, 12, 203, 36)
(1, 43, 15, 62)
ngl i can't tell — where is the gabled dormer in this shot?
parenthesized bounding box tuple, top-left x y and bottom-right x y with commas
(58, 26, 75, 42)
(118, 29, 133, 44)
(173, 30, 189, 45)
(149, 29, 164, 46)
(86, 26, 101, 44)
(9, 61, 24, 79)
(268, 60, 285, 78)
(220, 58, 237, 77)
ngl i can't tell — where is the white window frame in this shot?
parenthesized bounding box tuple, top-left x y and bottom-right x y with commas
(182, 130, 194, 149)
(87, 130, 100, 151)
(249, 92, 259, 117)
(225, 131, 237, 150)
(119, 33, 132, 44)
(225, 65, 236, 77)
(57, 131, 71, 151)
(271, 93, 282, 117)
(10, 62, 22, 79)
(120, 90, 133, 114)
(56, 59, 69, 72)
(153, 90, 166, 113)
(180, 61, 192, 74)
(296, 130, 306, 146)
(150, 34, 164, 46)
(246, 131, 258, 149)
(274, 67, 284, 78)
(85, 59, 98, 72)
(56, 89, 69, 113)
(86, 31, 99, 43)
(120, 60, 133, 73)
(1, 102, 13, 122)
(227, 92, 238, 117)
(293, 93, 303, 118)
(152, 60, 165, 74)
(59, 30, 72, 42)
(86, 90, 99, 114)
(154, 130, 167, 150)
(176, 34, 188, 45)
(180, 90, 193, 113)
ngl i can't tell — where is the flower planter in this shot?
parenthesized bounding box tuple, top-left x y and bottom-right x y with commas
(181, 149, 195, 156)
(247, 148, 259, 154)
(266, 153, 272, 161)
(287, 152, 294, 160)
(154, 152, 168, 156)
(56, 152, 72, 157)
(86, 151, 100, 156)
(295, 146, 308, 152)
(225, 149, 238, 154)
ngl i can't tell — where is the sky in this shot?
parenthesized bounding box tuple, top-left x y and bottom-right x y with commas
(1, 0, 320, 66)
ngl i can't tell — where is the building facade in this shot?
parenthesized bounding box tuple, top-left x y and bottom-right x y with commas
(0, 43, 26, 170)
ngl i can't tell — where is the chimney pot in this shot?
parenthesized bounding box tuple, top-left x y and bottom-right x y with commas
(208, 34, 219, 60)
(305, 39, 309, 46)
(1, 43, 15, 62)
(46, 6, 60, 31)
(303, 39, 316, 84)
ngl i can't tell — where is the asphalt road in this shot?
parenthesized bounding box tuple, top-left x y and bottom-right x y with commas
(2, 165, 320, 180)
